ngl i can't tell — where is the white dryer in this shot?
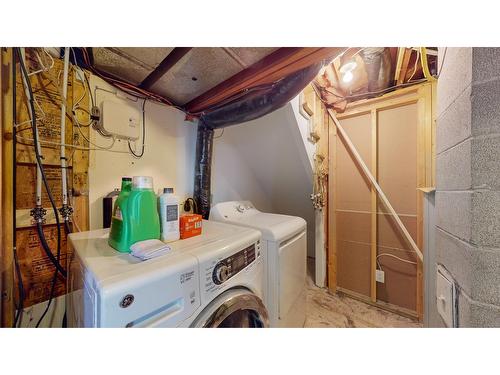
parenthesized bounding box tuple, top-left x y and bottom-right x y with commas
(66, 220, 268, 328)
(210, 201, 307, 327)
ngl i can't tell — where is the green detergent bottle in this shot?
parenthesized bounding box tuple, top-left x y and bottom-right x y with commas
(108, 176, 160, 252)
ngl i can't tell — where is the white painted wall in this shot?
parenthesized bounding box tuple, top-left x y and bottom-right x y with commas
(88, 76, 197, 230)
(212, 100, 316, 257)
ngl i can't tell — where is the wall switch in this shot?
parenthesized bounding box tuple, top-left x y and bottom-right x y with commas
(376, 269, 385, 283)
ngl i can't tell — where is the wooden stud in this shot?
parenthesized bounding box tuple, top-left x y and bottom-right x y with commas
(370, 109, 377, 303)
(327, 81, 434, 318)
(415, 85, 429, 322)
(327, 113, 337, 292)
(71, 67, 90, 232)
(1, 48, 15, 327)
(337, 287, 419, 321)
(397, 48, 412, 85)
(394, 47, 406, 82)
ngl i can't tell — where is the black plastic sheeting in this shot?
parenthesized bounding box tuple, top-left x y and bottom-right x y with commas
(193, 62, 324, 219)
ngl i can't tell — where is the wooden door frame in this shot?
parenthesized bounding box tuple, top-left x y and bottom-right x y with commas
(326, 81, 436, 321)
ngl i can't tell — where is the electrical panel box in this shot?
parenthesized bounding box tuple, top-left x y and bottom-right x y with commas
(99, 100, 141, 141)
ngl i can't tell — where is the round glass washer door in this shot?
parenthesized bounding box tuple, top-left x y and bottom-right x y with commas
(191, 288, 269, 328)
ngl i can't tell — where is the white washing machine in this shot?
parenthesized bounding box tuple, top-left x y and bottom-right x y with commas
(210, 201, 307, 327)
(66, 220, 268, 328)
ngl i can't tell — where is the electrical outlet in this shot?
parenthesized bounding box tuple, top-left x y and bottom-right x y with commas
(376, 269, 385, 283)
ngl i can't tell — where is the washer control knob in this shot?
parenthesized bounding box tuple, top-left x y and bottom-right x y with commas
(215, 264, 230, 284)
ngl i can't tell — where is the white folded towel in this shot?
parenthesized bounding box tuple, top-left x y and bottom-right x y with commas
(130, 239, 172, 260)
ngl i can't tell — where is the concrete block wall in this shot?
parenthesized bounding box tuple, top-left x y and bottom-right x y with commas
(435, 47, 500, 327)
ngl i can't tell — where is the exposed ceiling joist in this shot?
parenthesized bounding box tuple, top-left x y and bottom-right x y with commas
(139, 47, 192, 90)
(184, 47, 346, 114)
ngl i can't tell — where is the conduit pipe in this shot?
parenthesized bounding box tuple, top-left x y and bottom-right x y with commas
(59, 48, 72, 233)
(328, 109, 423, 262)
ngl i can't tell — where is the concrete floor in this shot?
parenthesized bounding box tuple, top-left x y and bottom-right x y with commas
(304, 259, 422, 328)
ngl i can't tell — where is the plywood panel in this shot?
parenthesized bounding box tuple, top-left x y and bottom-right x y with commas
(377, 103, 418, 214)
(13, 51, 90, 311)
(16, 163, 72, 209)
(336, 114, 372, 211)
(15, 225, 69, 307)
(336, 211, 371, 243)
(377, 213, 417, 249)
(337, 241, 371, 296)
(376, 246, 418, 311)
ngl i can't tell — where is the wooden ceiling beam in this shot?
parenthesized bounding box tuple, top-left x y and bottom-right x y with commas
(184, 47, 346, 114)
(139, 47, 192, 90)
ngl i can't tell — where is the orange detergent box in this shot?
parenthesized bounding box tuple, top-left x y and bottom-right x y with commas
(180, 214, 203, 239)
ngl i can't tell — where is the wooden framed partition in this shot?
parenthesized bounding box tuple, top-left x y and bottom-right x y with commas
(327, 82, 435, 320)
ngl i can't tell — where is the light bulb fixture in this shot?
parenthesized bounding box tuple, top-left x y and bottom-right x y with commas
(339, 61, 357, 74)
(342, 70, 353, 83)
(339, 60, 357, 84)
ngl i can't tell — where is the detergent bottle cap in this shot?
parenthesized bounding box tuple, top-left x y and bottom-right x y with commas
(133, 176, 153, 190)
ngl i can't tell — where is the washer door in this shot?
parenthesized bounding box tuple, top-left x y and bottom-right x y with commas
(191, 288, 269, 328)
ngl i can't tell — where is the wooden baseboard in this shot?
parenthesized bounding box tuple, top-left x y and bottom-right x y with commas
(335, 286, 419, 321)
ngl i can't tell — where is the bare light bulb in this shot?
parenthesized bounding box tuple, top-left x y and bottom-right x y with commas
(342, 70, 353, 83)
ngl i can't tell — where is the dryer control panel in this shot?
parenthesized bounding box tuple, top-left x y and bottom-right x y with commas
(210, 200, 258, 221)
(212, 244, 256, 285)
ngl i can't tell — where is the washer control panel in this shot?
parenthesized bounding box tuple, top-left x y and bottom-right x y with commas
(212, 243, 256, 285)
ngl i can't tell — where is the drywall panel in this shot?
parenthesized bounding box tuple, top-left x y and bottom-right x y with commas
(88, 76, 197, 230)
(377, 103, 418, 214)
(336, 114, 372, 211)
(212, 134, 274, 213)
(212, 102, 316, 258)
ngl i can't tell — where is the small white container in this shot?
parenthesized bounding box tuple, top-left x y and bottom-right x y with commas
(159, 187, 180, 242)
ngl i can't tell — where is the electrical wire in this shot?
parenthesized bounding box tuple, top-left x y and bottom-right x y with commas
(27, 48, 55, 77)
(13, 247, 24, 328)
(213, 128, 224, 139)
(15, 134, 131, 154)
(15, 48, 64, 328)
(71, 48, 94, 127)
(80, 48, 180, 109)
(128, 99, 146, 158)
(376, 253, 417, 272)
(312, 78, 428, 106)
